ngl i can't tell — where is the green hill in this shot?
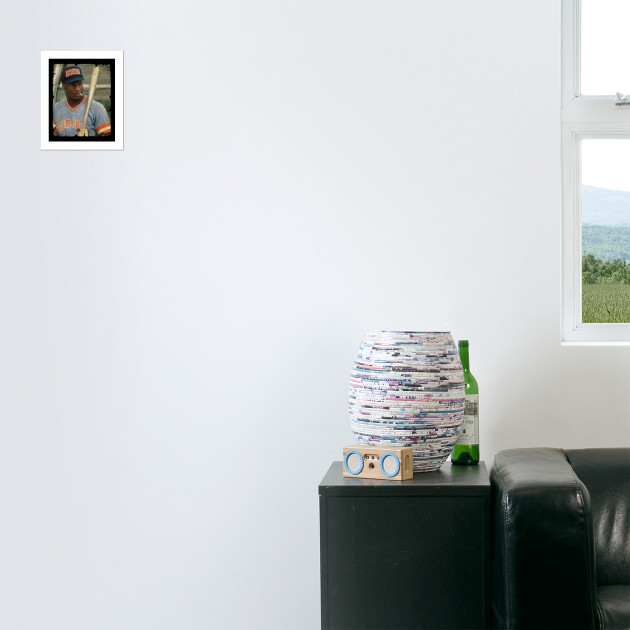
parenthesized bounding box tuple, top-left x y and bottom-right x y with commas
(582, 224, 630, 262)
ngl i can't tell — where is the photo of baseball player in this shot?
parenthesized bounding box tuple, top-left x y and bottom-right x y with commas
(52, 65, 111, 137)
(41, 51, 122, 150)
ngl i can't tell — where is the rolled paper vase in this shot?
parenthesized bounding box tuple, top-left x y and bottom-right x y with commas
(348, 331, 465, 473)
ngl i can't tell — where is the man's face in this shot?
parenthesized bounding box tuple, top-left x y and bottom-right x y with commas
(62, 80, 83, 100)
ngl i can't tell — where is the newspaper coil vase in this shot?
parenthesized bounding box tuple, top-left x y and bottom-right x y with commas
(348, 331, 465, 473)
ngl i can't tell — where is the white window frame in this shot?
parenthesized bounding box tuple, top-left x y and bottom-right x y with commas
(561, 0, 630, 345)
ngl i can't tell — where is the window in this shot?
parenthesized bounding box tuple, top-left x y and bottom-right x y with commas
(561, 0, 630, 344)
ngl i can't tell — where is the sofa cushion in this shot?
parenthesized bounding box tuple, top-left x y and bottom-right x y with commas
(597, 585, 630, 630)
(565, 449, 630, 587)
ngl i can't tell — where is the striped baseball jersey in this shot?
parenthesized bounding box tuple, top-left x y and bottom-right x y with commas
(53, 96, 111, 136)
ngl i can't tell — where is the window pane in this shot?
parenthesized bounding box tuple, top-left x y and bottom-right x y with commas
(581, 0, 630, 96)
(581, 139, 630, 323)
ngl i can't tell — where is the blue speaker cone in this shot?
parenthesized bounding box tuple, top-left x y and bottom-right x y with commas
(380, 452, 400, 477)
(344, 450, 364, 475)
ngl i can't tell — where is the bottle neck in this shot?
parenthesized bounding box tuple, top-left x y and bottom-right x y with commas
(459, 345, 470, 372)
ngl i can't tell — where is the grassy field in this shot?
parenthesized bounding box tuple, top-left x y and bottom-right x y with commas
(582, 284, 630, 323)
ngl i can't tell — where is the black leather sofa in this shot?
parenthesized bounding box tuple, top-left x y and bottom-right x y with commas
(490, 448, 630, 630)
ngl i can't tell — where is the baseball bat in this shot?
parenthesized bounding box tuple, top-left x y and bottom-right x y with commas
(78, 66, 100, 137)
(52, 63, 65, 103)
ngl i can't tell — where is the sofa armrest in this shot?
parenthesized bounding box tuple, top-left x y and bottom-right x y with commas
(491, 448, 598, 630)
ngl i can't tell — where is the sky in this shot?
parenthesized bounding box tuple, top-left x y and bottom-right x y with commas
(582, 139, 630, 193)
(581, 0, 629, 96)
(580, 1, 630, 193)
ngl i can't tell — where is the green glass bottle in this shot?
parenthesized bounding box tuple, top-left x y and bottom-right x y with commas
(451, 339, 479, 465)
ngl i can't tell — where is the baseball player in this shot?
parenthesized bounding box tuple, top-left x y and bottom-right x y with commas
(53, 65, 111, 137)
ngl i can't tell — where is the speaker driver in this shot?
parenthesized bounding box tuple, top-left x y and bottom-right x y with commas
(380, 452, 401, 478)
(344, 450, 364, 475)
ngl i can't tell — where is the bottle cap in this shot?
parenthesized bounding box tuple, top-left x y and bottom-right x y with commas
(458, 339, 469, 347)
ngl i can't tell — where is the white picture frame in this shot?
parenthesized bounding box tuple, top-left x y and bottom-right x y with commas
(41, 50, 124, 151)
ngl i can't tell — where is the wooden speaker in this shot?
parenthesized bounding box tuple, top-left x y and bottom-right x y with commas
(342, 446, 414, 481)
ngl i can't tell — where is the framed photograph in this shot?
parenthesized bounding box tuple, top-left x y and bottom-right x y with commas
(41, 50, 123, 150)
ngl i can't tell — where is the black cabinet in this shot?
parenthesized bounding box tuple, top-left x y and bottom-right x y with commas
(319, 461, 490, 630)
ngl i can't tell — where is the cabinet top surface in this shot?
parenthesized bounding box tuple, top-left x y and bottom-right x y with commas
(319, 461, 490, 497)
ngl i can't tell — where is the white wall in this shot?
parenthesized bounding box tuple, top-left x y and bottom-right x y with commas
(1, 1, 629, 628)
